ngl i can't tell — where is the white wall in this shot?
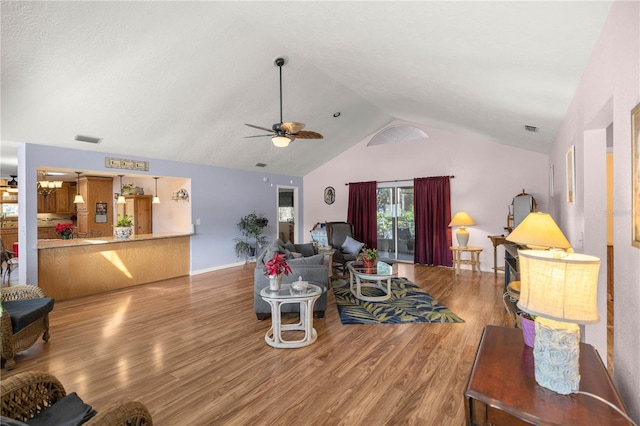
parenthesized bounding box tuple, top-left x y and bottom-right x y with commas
(548, 0, 639, 420)
(303, 119, 548, 272)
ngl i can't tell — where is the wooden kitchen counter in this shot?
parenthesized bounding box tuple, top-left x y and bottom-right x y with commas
(38, 233, 191, 300)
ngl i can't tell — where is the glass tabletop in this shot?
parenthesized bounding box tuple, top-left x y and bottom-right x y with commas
(260, 283, 323, 299)
(347, 261, 394, 277)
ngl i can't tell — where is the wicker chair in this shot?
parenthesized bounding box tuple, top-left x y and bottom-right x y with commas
(1, 285, 53, 370)
(1, 371, 153, 425)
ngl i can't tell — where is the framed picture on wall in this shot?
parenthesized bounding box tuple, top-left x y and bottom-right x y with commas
(95, 202, 108, 223)
(566, 145, 575, 204)
(632, 103, 640, 248)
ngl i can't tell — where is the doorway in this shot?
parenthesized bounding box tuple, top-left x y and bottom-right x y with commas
(377, 182, 414, 263)
(277, 186, 298, 243)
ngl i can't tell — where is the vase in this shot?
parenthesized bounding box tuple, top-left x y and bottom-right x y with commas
(114, 226, 133, 239)
(61, 233, 71, 240)
(269, 274, 282, 291)
(519, 314, 535, 348)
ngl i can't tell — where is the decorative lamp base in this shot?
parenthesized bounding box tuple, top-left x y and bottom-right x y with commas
(533, 317, 581, 395)
(456, 226, 469, 248)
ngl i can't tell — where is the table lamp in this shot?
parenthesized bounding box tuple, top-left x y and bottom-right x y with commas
(448, 211, 476, 248)
(506, 212, 571, 254)
(518, 249, 601, 394)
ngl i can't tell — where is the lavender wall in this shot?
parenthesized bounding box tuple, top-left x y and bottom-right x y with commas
(303, 119, 549, 270)
(549, 0, 639, 419)
(17, 143, 303, 284)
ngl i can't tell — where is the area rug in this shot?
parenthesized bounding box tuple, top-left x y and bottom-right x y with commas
(331, 277, 464, 324)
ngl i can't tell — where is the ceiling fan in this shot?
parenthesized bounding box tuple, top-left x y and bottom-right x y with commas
(245, 56, 323, 147)
(1, 175, 18, 195)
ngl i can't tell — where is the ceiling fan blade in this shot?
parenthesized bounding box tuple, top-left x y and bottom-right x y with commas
(294, 130, 324, 139)
(281, 122, 305, 134)
(244, 134, 273, 138)
(245, 123, 275, 133)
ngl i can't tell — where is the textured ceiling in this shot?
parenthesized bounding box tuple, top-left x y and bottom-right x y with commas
(0, 1, 613, 178)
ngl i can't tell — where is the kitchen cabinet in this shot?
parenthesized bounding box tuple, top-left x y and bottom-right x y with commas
(0, 228, 18, 252)
(37, 227, 53, 240)
(37, 192, 57, 213)
(77, 176, 114, 237)
(55, 183, 75, 213)
(117, 195, 153, 235)
(37, 183, 76, 214)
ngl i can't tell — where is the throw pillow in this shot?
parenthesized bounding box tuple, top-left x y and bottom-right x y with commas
(283, 241, 297, 253)
(341, 235, 365, 254)
(294, 243, 317, 257)
(287, 254, 324, 266)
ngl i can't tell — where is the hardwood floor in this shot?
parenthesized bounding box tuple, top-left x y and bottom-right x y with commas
(2, 263, 510, 425)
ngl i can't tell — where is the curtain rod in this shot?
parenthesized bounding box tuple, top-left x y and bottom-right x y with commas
(345, 175, 455, 186)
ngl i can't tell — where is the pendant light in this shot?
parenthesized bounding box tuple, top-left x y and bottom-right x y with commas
(152, 177, 160, 204)
(117, 175, 126, 204)
(73, 171, 85, 204)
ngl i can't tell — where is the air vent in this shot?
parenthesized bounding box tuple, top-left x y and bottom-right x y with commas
(75, 135, 102, 144)
(255, 163, 267, 168)
(524, 125, 539, 133)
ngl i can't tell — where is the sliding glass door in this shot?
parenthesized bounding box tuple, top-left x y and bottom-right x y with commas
(377, 182, 414, 262)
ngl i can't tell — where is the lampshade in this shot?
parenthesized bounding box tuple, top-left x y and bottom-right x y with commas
(272, 135, 291, 147)
(117, 175, 126, 204)
(448, 212, 476, 227)
(517, 249, 600, 323)
(73, 171, 85, 204)
(152, 177, 160, 204)
(506, 212, 571, 249)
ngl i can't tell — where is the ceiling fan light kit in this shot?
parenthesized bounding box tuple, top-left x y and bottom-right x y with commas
(245, 56, 323, 147)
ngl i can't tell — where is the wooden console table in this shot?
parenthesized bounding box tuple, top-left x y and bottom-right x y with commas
(450, 246, 482, 274)
(487, 235, 507, 277)
(465, 326, 630, 425)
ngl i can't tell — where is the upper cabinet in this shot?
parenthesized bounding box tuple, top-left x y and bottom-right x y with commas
(77, 176, 114, 237)
(37, 182, 76, 214)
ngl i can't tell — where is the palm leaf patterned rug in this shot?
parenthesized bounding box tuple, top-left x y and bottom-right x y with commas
(331, 277, 464, 324)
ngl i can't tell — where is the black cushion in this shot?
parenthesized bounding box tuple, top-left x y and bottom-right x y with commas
(294, 243, 317, 257)
(26, 392, 96, 426)
(2, 298, 54, 333)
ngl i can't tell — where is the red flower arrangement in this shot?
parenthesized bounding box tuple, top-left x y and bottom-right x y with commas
(264, 253, 292, 276)
(55, 223, 75, 236)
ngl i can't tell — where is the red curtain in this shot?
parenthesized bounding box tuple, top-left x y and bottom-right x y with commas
(414, 176, 452, 266)
(347, 181, 377, 248)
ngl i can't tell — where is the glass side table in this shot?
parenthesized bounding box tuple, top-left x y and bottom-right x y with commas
(259, 283, 323, 348)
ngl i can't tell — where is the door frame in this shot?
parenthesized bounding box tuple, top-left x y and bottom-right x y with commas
(276, 185, 299, 243)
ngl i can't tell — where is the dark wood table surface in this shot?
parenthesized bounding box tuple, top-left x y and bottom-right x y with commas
(465, 325, 631, 425)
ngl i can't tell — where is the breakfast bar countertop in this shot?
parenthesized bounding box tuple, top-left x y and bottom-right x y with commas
(37, 232, 192, 249)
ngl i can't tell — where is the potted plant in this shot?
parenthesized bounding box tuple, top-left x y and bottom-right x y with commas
(233, 212, 269, 260)
(55, 223, 74, 240)
(113, 214, 134, 239)
(264, 253, 292, 291)
(357, 247, 378, 268)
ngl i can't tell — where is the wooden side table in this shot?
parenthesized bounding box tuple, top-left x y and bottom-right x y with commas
(465, 326, 631, 425)
(487, 235, 507, 277)
(450, 246, 482, 274)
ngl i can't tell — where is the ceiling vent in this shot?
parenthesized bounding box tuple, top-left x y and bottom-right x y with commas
(524, 125, 539, 133)
(75, 135, 102, 144)
(255, 163, 267, 168)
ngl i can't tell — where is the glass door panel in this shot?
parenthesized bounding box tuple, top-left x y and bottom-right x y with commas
(377, 184, 414, 262)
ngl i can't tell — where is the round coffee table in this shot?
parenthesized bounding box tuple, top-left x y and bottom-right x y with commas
(260, 283, 323, 348)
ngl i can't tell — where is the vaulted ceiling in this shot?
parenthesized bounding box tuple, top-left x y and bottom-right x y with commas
(0, 1, 613, 179)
